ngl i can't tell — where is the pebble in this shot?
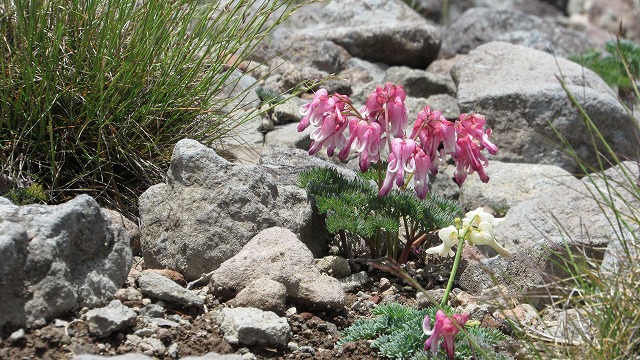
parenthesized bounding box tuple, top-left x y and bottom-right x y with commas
(8, 329, 25, 342)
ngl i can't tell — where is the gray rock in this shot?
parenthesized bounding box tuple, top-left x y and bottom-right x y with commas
(272, 0, 441, 69)
(216, 307, 291, 347)
(180, 353, 245, 360)
(424, 94, 460, 120)
(210, 227, 345, 310)
(451, 41, 636, 173)
(272, 97, 308, 125)
(458, 164, 639, 307)
(84, 300, 137, 338)
(441, 8, 596, 58)
(338, 271, 369, 292)
(228, 277, 288, 315)
(263, 122, 312, 150)
(102, 208, 140, 256)
(315, 256, 352, 279)
(137, 271, 204, 309)
(219, 69, 261, 112)
(0, 195, 132, 333)
(254, 39, 351, 75)
(459, 161, 575, 211)
(124, 334, 166, 357)
(139, 139, 324, 281)
(140, 303, 165, 318)
(72, 355, 154, 360)
(385, 66, 456, 98)
(0, 197, 12, 205)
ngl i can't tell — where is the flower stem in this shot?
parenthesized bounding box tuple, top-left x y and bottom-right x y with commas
(440, 232, 466, 307)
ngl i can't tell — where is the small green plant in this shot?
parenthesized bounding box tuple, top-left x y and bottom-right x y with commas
(4, 183, 48, 205)
(298, 166, 463, 261)
(569, 40, 640, 99)
(338, 303, 507, 360)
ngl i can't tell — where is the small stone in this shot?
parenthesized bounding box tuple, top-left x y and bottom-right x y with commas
(315, 256, 351, 278)
(378, 277, 392, 292)
(298, 345, 316, 354)
(8, 329, 25, 342)
(338, 271, 369, 292)
(285, 307, 297, 317)
(84, 300, 137, 338)
(114, 288, 143, 303)
(140, 303, 165, 318)
(216, 307, 291, 347)
(138, 271, 204, 309)
(167, 343, 179, 358)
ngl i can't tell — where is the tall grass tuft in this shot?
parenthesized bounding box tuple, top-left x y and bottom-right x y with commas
(508, 34, 640, 359)
(0, 0, 298, 217)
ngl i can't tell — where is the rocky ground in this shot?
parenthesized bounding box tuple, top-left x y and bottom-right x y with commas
(0, 255, 517, 360)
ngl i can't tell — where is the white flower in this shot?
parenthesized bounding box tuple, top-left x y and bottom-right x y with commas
(464, 207, 505, 227)
(467, 221, 511, 257)
(426, 225, 457, 257)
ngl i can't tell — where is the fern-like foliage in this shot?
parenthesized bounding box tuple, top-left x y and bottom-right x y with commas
(298, 166, 463, 258)
(339, 303, 508, 360)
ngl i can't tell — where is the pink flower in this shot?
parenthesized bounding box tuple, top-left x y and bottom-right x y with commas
(339, 118, 383, 171)
(379, 138, 416, 196)
(298, 89, 335, 132)
(307, 105, 348, 157)
(410, 106, 456, 174)
(423, 310, 469, 360)
(452, 114, 497, 185)
(455, 113, 498, 155)
(412, 148, 432, 200)
(363, 83, 408, 138)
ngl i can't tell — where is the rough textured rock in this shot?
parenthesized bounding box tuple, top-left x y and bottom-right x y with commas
(0, 195, 132, 334)
(102, 208, 141, 256)
(137, 271, 204, 309)
(216, 307, 291, 347)
(84, 300, 137, 338)
(210, 227, 345, 310)
(458, 164, 638, 306)
(271, 0, 441, 69)
(227, 277, 288, 315)
(139, 139, 324, 281)
(451, 41, 636, 173)
(589, 0, 640, 43)
(384, 66, 456, 97)
(315, 256, 352, 279)
(459, 161, 575, 211)
(441, 8, 597, 58)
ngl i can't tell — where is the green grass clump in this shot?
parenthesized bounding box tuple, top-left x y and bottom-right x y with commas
(338, 303, 507, 360)
(0, 0, 298, 217)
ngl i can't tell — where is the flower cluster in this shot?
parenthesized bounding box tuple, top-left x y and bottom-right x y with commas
(426, 207, 510, 258)
(423, 310, 469, 360)
(298, 83, 498, 199)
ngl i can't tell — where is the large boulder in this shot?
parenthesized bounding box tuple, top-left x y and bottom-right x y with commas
(139, 140, 327, 281)
(441, 8, 597, 58)
(0, 195, 132, 334)
(451, 41, 637, 173)
(459, 161, 575, 211)
(270, 0, 441, 69)
(209, 227, 345, 310)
